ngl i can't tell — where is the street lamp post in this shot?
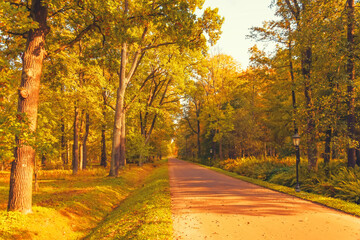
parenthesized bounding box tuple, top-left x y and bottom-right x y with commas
(292, 133, 301, 192)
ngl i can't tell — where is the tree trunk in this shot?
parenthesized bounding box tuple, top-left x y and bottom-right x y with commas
(119, 111, 126, 167)
(101, 125, 107, 167)
(100, 99, 107, 167)
(185, 137, 188, 158)
(72, 106, 79, 174)
(288, 32, 299, 135)
(60, 84, 67, 167)
(82, 113, 89, 169)
(196, 112, 201, 159)
(79, 144, 83, 170)
(61, 120, 67, 166)
(219, 140, 223, 161)
(324, 127, 332, 165)
(41, 154, 46, 166)
(8, 0, 48, 214)
(347, 0, 356, 168)
(301, 47, 317, 170)
(324, 126, 332, 177)
(356, 148, 360, 166)
(110, 43, 127, 177)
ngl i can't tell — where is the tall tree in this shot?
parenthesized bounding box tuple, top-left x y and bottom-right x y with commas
(3, 0, 102, 212)
(346, 0, 356, 168)
(7, 0, 49, 213)
(107, 0, 223, 176)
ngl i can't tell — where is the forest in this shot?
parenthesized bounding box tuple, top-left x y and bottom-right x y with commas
(0, 0, 360, 235)
(177, 0, 360, 205)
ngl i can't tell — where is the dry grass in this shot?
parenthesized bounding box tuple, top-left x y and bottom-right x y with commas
(0, 164, 159, 239)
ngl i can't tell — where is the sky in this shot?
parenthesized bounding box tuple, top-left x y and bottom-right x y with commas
(201, 0, 276, 68)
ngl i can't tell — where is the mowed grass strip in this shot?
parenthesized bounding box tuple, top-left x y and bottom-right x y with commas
(84, 162, 172, 240)
(0, 164, 160, 240)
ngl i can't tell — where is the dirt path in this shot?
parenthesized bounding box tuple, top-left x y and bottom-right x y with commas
(169, 158, 360, 240)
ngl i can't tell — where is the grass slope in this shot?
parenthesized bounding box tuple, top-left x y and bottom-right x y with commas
(84, 162, 172, 240)
(0, 162, 171, 239)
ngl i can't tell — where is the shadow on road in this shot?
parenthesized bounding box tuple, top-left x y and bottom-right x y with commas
(169, 158, 321, 217)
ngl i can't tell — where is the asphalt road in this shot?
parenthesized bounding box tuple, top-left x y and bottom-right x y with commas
(169, 158, 360, 240)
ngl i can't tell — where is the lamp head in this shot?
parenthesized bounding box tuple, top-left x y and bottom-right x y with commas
(292, 133, 300, 146)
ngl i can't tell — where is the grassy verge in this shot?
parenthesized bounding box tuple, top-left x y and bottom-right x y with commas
(193, 162, 360, 218)
(0, 163, 166, 240)
(84, 161, 172, 240)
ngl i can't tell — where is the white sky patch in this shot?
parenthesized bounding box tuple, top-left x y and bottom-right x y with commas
(200, 0, 277, 68)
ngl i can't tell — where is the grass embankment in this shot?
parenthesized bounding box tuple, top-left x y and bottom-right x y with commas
(0, 160, 172, 240)
(84, 162, 172, 240)
(187, 158, 360, 218)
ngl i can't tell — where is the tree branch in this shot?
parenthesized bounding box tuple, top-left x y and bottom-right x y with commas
(124, 68, 158, 111)
(102, 91, 116, 111)
(185, 117, 198, 134)
(10, 2, 31, 11)
(5, 31, 27, 37)
(161, 99, 179, 105)
(49, 6, 71, 18)
(142, 41, 177, 51)
(284, 0, 300, 21)
(54, 23, 97, 54)
(145, 114, 157, 143)
(126, 26, 148, 83)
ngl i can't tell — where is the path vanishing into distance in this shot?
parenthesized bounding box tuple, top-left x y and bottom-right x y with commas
(168, 158, 360, 240)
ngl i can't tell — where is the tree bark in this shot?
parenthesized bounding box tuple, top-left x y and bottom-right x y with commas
(110, 43, 127, 177)
(41, 154, 46, 166)
(8, 0, 48, 213)
(61, 119, 67, 166)
(72, 106, 79, 174)
(197, 117, 201, 159)
(101, 127, 107, 167)
(302, 47, 317, 170)
(219, 140, 223, 161)
(347, 0, 356, 168)
(119, 111, 126, 167)
(100, 95, 107, 167)
(60, 84, 67, 167)
(356, 149, 360, 166)
(79, 144, 83, 170)
(324, 126, 332, 175)
(82, 113, 90, 169)
(196, 101, 201, 159)
(288, 29, 298, 135)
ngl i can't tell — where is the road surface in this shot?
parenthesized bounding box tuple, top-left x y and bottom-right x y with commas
(169, 158, 360, 240)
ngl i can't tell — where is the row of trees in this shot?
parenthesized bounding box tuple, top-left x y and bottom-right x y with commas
(0, 0, 223, 213)
(177, 0, 360, 171)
